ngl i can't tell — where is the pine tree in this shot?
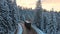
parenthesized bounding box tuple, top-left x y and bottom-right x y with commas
(0, 0, 19, 34)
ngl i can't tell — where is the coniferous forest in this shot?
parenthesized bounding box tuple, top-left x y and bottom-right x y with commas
(0, 0, 60, 34)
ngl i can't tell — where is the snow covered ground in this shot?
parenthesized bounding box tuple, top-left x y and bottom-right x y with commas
(17, 24, 23, 34)
(32, 24, 45, 34)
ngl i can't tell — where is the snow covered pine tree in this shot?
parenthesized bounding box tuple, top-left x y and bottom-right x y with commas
(0, 0, 19, 34)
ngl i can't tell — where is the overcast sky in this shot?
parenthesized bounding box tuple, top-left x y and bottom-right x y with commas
(16, 0, 60, 11)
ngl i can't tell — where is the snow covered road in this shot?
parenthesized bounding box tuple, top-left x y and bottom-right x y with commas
(17, 24, 45, 34)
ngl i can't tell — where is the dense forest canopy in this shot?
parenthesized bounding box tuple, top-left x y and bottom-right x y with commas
(0, 0, 60, 34)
